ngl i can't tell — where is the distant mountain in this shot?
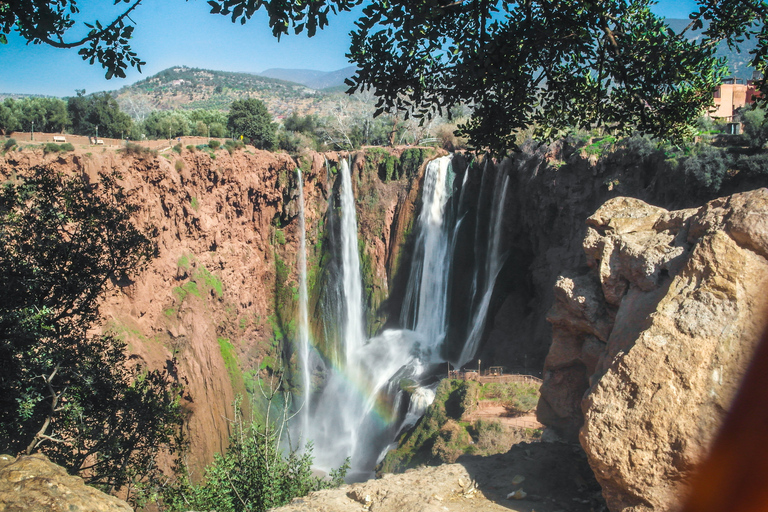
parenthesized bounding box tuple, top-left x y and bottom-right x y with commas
(113, 66, 347, 118)
(258, 66, 357, 90)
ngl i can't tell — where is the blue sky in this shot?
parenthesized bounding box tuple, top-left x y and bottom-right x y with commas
(0, 0, 699, 97)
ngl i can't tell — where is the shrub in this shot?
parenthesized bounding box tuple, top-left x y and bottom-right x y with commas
(681, 144, 730, 193)
(736, 153, 768, 177)
(3, 138, 17, 151)
(474, 419, 512, 453)
(172, 143, 182, 154)
(208, 140, 221, 150)
(59, 142, 75, 152)
(224, 139, 245, 150)
(43, 143, 62, 153)
(174, 159, 185, 171)
(186, 144, 196, 152)
(364, 147, 399, 182)
(161, 400, 348, 512)
(431, 420, 470, 463)
(400, 148, 434, 178)
(121, 142, 157, 157)
(584, 135, 617, 157)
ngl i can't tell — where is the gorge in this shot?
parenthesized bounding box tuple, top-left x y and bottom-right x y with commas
(1, 137, 767, 511)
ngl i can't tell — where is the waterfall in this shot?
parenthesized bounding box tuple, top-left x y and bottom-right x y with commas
(401, 155, 456, 356)
(339, 159, 366, 361)
(304, 158, 377, 475)
(457, 163, 510, 366)
(297, 153, 511, 477)
(296, 169, 310, 446)
(304, 156, 460, 477)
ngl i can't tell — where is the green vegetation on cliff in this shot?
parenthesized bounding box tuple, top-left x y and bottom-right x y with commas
(379, 378, 541, 474)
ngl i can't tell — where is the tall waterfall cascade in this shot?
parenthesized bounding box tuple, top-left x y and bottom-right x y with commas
(295, 154, 511, 477)
(458, 163, 510, 366)
(296, 169, 310, 447)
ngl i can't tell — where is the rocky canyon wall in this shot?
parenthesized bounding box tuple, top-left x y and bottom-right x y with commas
(0, 145, 433, 476)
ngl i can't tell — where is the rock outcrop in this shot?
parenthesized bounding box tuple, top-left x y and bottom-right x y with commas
(539, 189, 768, 511)
(0, 454, 132, 511)
(273, 442, 603, 512)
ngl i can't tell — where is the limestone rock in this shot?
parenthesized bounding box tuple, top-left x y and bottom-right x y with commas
(539, 189, 768, 511)
(273, 442, 603, 512)
(0, 454, 132, 511)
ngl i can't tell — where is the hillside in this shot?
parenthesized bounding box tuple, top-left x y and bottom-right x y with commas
(114, 66, 348, 118)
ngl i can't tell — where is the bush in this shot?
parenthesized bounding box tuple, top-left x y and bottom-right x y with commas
(208, 140, 221, 150)
(172, 143, 182, 154)
(364, 147, 399, 181)
(474, 419, 512, 453)
(174, 159, 185, 171)
(431, 420, 470, 463)
(3, 138, 16, 151)
(42, 142, 75, 154)
(736, 153, 768, 177)
(224, 139, 245, 150)
(162, 401, 348, 512)
(121, 142, 157, 157)
(186, 144, 196, 152)
(681, 144, 730, 193)
(400, 148, 434, 178)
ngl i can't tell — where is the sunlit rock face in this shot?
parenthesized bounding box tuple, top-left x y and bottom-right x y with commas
(0, 454, 132, 512)
(540, 189, 768, 511)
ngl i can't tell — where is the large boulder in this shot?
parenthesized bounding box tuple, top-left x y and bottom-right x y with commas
(0, 454, 132, 511)
(538, 189, 768, 511)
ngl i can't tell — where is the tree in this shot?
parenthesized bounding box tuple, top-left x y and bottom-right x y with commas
(206, 0, 768, 154)
(67, 91, 133, 138)
(0, 97, 70, 134)
(227, 99, 276, 150)
(19, 97, 71, 133)
(741, 105, 768, 148)
(0, 99, 21, 135)
(0, 166, 184, 496)
(5, 1, 768, 153)
(0, 0, 146, 79)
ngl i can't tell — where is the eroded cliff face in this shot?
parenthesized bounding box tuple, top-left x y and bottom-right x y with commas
(540, 190, 768, 511)
(0, 146, 428, 476)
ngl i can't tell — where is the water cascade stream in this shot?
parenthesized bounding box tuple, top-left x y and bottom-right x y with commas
(296, 169, 310, 446)
(458, 163, 510, 366)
